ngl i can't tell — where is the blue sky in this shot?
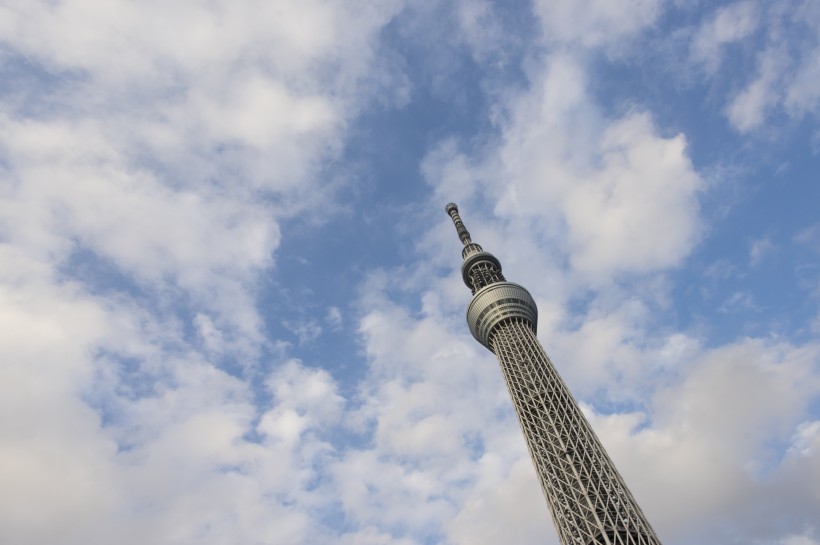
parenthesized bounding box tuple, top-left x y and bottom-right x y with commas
(1, 1, 819, 544)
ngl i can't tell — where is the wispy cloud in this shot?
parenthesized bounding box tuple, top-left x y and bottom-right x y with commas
(749, 235, 775, 266)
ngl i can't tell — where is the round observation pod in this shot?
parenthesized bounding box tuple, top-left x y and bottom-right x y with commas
(466, 282, 538, 349)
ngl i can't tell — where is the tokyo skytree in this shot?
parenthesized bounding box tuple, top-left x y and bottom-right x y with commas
(445, 203, 662, 545)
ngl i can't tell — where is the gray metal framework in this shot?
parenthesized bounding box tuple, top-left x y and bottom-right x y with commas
(446, 203, 662, 545)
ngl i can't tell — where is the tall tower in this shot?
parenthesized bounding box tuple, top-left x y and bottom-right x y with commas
(445, 203, 662, 545)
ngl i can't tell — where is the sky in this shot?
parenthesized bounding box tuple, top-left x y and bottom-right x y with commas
(1, 0, 819, 544)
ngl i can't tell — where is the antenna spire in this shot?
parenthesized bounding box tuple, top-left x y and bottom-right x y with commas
(445, 202, 472, 246)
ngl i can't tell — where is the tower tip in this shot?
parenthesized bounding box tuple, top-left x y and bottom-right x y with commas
(445, 202, 472, 246)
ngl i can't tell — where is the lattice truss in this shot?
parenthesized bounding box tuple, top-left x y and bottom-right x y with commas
(490, 319, 662, 545)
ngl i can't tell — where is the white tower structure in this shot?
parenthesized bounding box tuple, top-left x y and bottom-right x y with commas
(446, 203, 662, 545)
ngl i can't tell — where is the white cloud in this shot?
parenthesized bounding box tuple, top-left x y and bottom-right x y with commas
(0, 1, 408, 543)
(428, 53, 703, 282)
(704, 258, 742, 281)
(788, 420, 820, 457)
(0, 0, 395, 207)
(795, 222, 820, 254)
(546, 302, 697, 399)
(453, 0, 509, 64)
(562, 114, 703, 275)
(691, 1, 759, 74)
(727, 45, 784, 132)
(0, 0, 401, 88)
(446, 455, 555, 545)
(331, 449, 457, 537)
(0, 112, 276, 352)
(195, 313, 225, 354)
(0, 272, 347, 545)
(532, 0, 661, 48)
(0, 0, 411, 366)
(785, 52, 820, 117)
(283, 319, 323, 344)
(717, 290, 757, 313)
(750, 235, 775, 266)
(264, 359, 344, 429)
(782, 0, 820, 118)
(0, 249, 137, 545)
(777, 534, 820, 545)
(352, 281, 504, 459)
(721, 0, 820, 131)
(0, 0, 407, 300)
(326, 306, 343, 330)
(588, 339, 820, 541)
(338, 527, 422, 545)
(188, 73, 338, 150)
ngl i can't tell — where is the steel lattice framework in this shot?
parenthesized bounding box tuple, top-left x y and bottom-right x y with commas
(446, 203, 662, 545)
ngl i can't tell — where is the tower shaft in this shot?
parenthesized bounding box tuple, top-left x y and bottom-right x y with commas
(492, 319, 660, 545)
(445, 203, 662, 545)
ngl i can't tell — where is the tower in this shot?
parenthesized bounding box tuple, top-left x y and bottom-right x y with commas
(445, 203, 662, 545)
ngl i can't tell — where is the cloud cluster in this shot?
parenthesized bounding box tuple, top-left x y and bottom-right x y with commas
(0, 0, 403, 543)
(690, 1, 760, 75)
(712, 0, 820, 131)
(533, 0, 661, 49)
(0, 0, 405, 359)
(427, 52, 703, 284)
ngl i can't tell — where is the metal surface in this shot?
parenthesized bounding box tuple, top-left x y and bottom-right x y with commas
(467, 282, 537, 349)
(446, 203, 663, 545)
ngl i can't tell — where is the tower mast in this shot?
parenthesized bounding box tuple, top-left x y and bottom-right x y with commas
(445, 203, 662, 545)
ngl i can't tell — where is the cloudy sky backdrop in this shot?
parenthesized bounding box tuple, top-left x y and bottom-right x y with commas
(1, 0, 819, 544)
